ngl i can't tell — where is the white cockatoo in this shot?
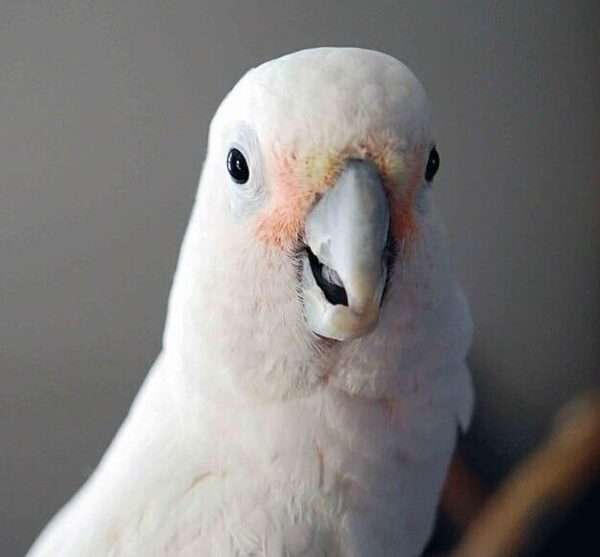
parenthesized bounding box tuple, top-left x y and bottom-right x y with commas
(27, 47, 473, 557)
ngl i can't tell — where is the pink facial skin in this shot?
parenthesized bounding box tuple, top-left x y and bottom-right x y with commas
(255, 132, 426, 249)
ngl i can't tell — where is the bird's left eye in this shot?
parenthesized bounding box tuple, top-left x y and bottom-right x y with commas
(227, 148, 250, 184)
(424, 147, 440, 182)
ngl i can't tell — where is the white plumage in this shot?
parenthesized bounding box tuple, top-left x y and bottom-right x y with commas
(28, 48, 473, 557)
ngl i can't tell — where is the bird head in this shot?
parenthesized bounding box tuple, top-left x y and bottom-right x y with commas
(164, 48, 466, 400)
(193, 48, 440, 341)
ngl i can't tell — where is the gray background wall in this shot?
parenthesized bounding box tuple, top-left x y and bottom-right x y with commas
(1, 1, 598, 554)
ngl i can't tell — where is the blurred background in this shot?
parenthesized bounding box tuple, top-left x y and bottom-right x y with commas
(1, 1, 598, 555)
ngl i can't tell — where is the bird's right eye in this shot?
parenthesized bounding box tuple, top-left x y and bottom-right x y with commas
(227, 148, 250, 184)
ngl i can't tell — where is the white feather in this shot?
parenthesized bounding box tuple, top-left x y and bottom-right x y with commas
(27, 48, 473, 557)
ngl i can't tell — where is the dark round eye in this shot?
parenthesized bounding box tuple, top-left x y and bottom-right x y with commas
(227, 148, 249, 184)
(424, 147, 440, 182)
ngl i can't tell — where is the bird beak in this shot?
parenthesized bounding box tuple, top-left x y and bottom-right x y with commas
(301, 159, 391, 341)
